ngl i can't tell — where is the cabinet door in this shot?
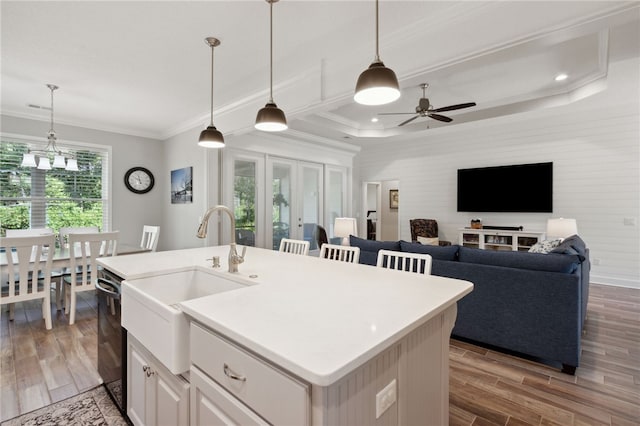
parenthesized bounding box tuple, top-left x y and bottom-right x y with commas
(128, 340, 150, 426)
(190, 366, 268, 426)
(151, 368, 190, 426)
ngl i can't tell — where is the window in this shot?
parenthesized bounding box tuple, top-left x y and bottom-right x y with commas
(0, 137, 109, 239)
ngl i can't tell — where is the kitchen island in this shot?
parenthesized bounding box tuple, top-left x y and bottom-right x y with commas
(98, 245, 473, 425)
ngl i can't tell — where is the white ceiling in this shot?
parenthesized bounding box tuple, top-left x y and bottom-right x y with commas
(2, 1, 639, 146)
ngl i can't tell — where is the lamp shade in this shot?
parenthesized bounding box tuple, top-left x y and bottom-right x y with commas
(53, 154, 66, 168)
(37, 157, 51, 170)
(21, 153, 37, 168)
(198, 125, 225, 148)
(65, 158, 79, 171)
(354, 61, 401, 106)
(334, 217, 358, 245)
(255, 102, 288, 132)
(546, 218, 578, 240)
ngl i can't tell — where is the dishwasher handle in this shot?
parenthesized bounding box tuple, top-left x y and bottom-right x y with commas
(96, 278, 121, 300)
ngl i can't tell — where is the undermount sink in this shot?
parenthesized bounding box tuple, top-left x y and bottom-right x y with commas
(122, 267, 250, 374)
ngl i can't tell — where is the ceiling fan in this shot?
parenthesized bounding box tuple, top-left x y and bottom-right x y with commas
(379, 83, 476, 126)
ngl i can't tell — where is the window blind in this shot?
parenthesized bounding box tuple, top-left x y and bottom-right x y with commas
(0, 137, 110, 237)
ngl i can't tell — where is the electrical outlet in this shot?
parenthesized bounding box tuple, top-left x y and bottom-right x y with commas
(623, 217, 637, 226)
(375, 379, 397, 419)
(593, 258, 601, 266)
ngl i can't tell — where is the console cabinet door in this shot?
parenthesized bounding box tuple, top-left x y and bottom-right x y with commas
(190, 366, 268, 426)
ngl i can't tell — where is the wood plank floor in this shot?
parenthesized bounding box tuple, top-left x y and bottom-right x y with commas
(1, 283, 639, 425)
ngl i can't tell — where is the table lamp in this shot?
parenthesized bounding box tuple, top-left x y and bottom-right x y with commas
(546, 218, 578, 240)
(334, 217, 358, 246)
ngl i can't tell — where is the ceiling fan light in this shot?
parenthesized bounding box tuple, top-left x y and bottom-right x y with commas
(52, 154, 67, 168)
(65, 158, 79, 171)
(354, 61, 400, 106)
(198, 125, 225, 148)
(21, 152, 37, 168)
(37, 157, 52, 170)
(255, 102, 288, 132)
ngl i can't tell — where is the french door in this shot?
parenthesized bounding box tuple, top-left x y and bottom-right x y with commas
(223, 150, 347, 250)
(266, 159, 324, 250)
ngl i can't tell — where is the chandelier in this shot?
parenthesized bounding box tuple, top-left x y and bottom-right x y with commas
(21, 84, 78, 171)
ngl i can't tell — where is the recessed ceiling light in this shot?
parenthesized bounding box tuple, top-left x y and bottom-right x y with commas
(555, 73, 568, 81)
(371, 117, 379, 123)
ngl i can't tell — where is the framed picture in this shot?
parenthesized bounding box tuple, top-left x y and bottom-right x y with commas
(389, 189, 399, 209)
(171, 166, 193, 204)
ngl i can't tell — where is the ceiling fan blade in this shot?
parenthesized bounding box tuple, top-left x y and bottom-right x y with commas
(378, 112, 417, 115)
(431, 102, 476, 113)
(398, 115, 419, 126)
(427, 113, 453, 123)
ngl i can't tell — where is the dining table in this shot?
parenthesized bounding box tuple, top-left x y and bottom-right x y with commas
(0, 243, 152, 270)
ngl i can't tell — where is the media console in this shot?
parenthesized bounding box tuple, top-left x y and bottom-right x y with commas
(459, 228, 545, 251)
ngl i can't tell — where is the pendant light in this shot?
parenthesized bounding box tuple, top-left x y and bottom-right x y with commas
(21, 84, 79, 171)
(255, 0, 287, 132)
(354, 0, 400, 106)
(198, 37, 225, 148)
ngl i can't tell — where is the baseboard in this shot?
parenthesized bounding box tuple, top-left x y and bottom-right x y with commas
(590, 275, 640, 289)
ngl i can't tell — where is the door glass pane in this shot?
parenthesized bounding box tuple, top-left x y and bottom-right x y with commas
(272, 163, 292, 250)
(301, 166, 321, 250)
(326, 169, 344, 238)
(233, 160, 256, 247)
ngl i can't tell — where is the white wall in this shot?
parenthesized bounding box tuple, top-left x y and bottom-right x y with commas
(355, 57, 640, 288)
(162, 127, 220, 251)
(1, 115, 164, 248)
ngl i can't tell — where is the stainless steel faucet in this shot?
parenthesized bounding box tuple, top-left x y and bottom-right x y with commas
(197, 205, 246, 273)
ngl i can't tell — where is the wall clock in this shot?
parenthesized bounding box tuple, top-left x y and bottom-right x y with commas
(124, 167, 155, 194)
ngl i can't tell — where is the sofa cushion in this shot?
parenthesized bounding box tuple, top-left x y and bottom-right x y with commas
(550, 234, 587, 261)
(349, 235, 401, 266)
(458, 246, 580, 273)
(400, 240, 459, 261)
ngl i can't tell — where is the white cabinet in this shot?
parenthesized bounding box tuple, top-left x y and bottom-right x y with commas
(128, 334, 190, 426)
(190, 366, 268, 425)
(459, 228, 545, 251)
(190, 323, 310, 425)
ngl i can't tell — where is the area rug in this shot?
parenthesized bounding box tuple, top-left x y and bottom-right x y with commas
(1, 385, 128, 426)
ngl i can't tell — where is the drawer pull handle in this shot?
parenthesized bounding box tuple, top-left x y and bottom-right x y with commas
(223, 363, 246, 382)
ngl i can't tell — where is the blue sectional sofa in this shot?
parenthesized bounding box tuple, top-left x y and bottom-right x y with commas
(349, 234, 590, 374)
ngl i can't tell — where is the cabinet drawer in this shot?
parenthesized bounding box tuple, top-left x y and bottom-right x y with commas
(190, 323, 309, 426)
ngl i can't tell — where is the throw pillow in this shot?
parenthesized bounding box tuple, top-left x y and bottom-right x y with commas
(417, 236, 439, 246)
(528, 238, 562, 254)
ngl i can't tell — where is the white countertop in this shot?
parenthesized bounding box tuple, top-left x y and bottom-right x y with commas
(99, 245, 473, 386)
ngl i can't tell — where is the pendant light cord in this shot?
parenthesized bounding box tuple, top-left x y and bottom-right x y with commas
(374, 0, 380, 62)
(210, 44, 215, 126)
(269, 0, 274, 103)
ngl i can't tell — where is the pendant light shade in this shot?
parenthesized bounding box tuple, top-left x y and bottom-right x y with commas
(255, 0, 287, 132)
(198, 37, 225, 148)
(199, 125, 225, 148)
(255, 102, 287, 132)
(354, 0, 400, 106)
(21, 153, 37, 168)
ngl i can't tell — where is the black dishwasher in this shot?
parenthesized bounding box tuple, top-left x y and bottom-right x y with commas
(96, 277, 127, 416)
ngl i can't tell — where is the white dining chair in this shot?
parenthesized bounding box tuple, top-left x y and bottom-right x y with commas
(5, 228, 65, 311)
(58, 226, 100, 249)
(6, 228, 54, 237)
(1, 234, 55, 330)
(64, 231, 119, 325)
(278, 238, 310, 256)
(318, 243, 360, 264)
(376, 249, 432, 275)
(140, 225, 160, 252)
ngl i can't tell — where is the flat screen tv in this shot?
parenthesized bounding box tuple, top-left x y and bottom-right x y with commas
(457, 162, 553, 213)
